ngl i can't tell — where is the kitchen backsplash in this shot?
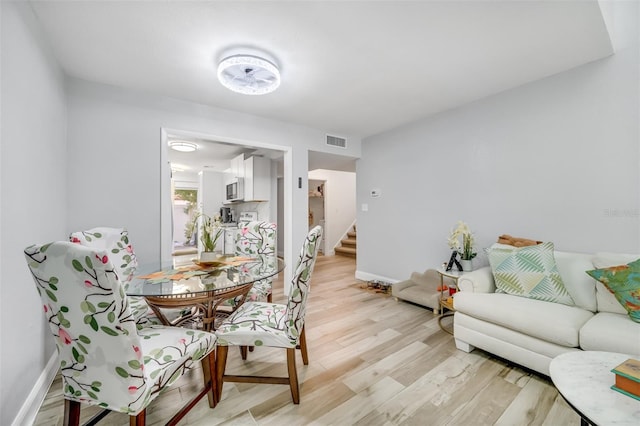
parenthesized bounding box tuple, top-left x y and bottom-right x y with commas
(235, 201, 270, 222)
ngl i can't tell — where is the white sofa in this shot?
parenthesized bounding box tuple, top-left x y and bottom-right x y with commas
(453, 251, 640, 376)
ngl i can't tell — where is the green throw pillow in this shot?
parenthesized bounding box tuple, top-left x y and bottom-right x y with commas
(586, 258, 640, 323)
(486, 242, 574, 305)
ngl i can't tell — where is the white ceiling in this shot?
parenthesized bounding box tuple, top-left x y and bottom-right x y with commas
(28, 0, 613, 173)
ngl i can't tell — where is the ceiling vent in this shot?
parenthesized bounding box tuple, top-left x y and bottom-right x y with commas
(326, 135, 347, 149)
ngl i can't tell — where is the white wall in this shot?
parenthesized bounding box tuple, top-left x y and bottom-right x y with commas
(356, 1, 639, 283)
(1, 2, 68, 425)
(65, 78, 361, 286)
(308, 169, 357, 255)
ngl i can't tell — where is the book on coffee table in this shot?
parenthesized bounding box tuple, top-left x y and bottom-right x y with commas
(611, 358, 640, 401)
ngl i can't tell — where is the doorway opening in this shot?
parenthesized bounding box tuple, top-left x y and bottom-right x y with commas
(171, 185, 198, 256)
(308, 179, 326, 254)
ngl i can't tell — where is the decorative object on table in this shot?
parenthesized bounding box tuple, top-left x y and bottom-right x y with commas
(611, 358, 640, 400)
(448, 220, 477, 271)
(445, 251, 463, 272)
(586, 258, 640, 323)
(197, 212, 223, 262)
(23, 241, 217, 426)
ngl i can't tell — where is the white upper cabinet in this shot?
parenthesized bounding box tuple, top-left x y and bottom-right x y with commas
(231, 153, 245, 178)
(244, 156, 271, 202)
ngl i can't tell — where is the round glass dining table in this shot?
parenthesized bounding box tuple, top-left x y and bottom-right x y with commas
(126, 255, 284, 331)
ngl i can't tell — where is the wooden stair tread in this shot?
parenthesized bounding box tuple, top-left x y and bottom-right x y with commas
(341, 238, 356, 246)
(335, 247, 356, 258)
(336, 225, 357, 258)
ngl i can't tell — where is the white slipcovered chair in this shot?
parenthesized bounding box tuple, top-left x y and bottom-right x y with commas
(24, 241, 217, 425)
(215, 225, 322, 403)
(235, 221, 277, 303)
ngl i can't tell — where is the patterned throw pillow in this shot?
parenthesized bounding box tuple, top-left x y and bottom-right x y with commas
(586, 258, 640, 323)
(486, 241, 574, 305)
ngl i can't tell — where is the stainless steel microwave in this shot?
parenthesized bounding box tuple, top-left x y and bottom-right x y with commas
(225, 178, 244, 202)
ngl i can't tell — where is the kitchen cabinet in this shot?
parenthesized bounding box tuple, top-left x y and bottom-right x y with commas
(244, 156, 271, 201)
(231, 153, 244, 178)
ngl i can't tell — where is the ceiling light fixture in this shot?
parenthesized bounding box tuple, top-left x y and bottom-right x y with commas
(169, 141, 198, 152)
(217, 54, 280, 95)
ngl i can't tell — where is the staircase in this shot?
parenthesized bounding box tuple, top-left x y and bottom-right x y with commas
(335, 225, 357, 258)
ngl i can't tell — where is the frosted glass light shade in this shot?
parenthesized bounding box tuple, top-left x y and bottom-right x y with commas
(217, 54, 280, 95)
(169, 141, 198, 152)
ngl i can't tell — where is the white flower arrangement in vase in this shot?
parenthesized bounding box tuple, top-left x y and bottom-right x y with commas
(196, 213, 223, 262)
(448, 221, 477, 271)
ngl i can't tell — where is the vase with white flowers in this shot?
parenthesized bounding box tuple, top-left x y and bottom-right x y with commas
(196, 213, 223, 262)
(448, 220, 477, 271)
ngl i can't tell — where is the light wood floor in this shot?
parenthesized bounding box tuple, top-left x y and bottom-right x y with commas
(34, 255, 579, 425)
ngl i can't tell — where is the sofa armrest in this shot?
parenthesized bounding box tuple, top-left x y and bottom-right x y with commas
(457, 267, 495, 293)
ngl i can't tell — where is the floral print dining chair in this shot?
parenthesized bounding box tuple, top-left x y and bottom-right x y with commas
(235, 221, 277, 303)
(24, 241, 217, 426)
(69, 227, 183, 328)
(215, 225, 323, 404)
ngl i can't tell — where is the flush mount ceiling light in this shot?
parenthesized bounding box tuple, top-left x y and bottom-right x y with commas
(217, 54, 280, 95)
(169, 141, 198, 152)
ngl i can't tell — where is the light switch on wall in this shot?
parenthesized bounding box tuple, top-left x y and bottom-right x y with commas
(361, 203, 368, 212)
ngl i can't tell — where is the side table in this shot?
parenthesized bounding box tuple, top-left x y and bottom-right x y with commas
(550, 351, 640, 425)
(436, 268, 465, 334)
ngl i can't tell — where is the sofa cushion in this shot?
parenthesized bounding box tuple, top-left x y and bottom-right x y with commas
(454, 292, 593, 347)
(486, 242, 574, 306)
(592, 253, 639, 315)
(587, 258, 640, 323)
(579, 312, 640, 356)
(554, 251, 597, 312)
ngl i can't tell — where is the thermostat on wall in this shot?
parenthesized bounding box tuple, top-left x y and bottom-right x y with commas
(370, 189, 381, 198)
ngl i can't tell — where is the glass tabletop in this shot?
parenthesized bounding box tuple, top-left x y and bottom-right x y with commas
(126, 255, 284, 297)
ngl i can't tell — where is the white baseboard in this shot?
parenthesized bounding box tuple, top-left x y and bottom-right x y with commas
(12, 352, 58, 426)
(355, 270, 399, 284)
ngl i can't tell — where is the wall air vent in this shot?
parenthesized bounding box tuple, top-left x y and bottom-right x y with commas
(326, 134, 347, 149)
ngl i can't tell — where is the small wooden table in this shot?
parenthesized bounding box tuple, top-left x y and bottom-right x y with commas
(436, 268, 465, 334)
(550, 351, 640, 426)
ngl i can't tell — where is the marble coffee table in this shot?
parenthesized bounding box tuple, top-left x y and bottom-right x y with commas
(549, 351, 640, 425)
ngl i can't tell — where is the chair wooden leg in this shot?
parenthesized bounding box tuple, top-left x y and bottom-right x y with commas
(63, 399, 81, 426)
(215, 346, 229, 402)
(299, 326, 309, 365)
(287, 348, 300, 404)
(201, 352, 216, 407)
(267, 293, 273, 303)
(240, 345, 248, 360)
(129, 410, 146, 426)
